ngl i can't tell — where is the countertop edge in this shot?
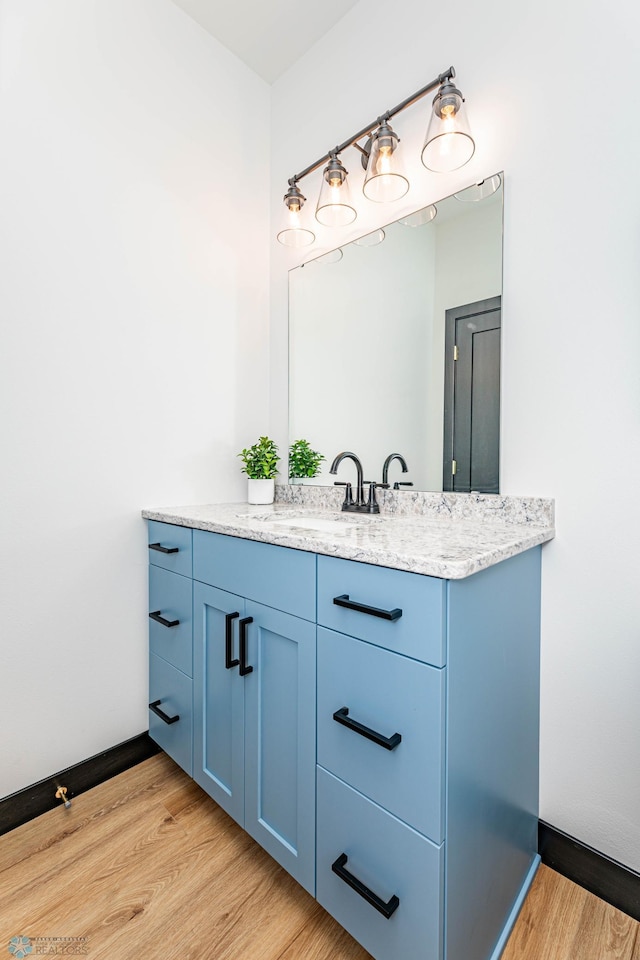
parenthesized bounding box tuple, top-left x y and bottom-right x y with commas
(142, 505, 555, 580)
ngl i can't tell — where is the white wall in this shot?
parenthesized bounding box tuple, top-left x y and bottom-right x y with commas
(0, 0, 270, 797)
(271, 0, 640, 870)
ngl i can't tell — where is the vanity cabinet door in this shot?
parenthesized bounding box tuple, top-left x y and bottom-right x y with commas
(193, 581, 246, 827)
(192, 582, 317, 895)
(243, 600, 317, 894)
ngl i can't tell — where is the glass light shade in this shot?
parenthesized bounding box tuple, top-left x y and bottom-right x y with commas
(277, 208, 315, 247)
(354, 228, 385, 247)
(399, 204, 437, 227)
(315, 164, 357, 226)
(454, 174, 502, 202)
(421, 99, 475, 173)
(363, 126, 409, 203)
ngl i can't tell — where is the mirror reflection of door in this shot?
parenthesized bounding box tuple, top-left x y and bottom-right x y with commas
(443, 296, 501, 494)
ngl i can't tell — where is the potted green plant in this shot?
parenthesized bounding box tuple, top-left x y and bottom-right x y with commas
(238, 436, 280, 504)
(288, 439, 325, 482)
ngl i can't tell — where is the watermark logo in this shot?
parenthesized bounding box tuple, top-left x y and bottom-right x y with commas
(7, 938, 32, 959)
(7, 938, 88, 956)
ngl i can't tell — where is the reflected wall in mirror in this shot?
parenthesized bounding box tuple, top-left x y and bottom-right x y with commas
(288, 173, 503, 493)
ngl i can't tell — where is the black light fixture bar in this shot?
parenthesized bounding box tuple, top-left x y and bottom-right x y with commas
(288, 66, 456, 187)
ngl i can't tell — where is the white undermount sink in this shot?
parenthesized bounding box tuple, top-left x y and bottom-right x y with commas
(268, 515, 360, 533)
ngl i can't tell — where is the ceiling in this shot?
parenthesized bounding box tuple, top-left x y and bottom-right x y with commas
(170, 0, 360, 84)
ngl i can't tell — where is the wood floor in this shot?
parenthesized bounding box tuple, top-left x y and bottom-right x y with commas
(1, 754, 638, 960)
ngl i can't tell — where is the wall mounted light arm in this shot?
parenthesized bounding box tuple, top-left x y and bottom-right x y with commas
(288, 67, 455, 186)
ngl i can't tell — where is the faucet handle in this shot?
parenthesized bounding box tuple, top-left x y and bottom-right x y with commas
(393, 481, 414, 490)
(363, 481, 381, 514)
(334, 481, 354, 508)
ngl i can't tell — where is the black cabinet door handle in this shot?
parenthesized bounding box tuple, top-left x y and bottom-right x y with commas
(148, 542, 179, 555)
(331, 853, 400, 919)
(239, 617, 254, 676)
(333, 594, 402, 621)
(333, 706, 402, 751)
(225, 612, 240, 669)
(149, 699, 179, 724)
(149, 610, 180, 628)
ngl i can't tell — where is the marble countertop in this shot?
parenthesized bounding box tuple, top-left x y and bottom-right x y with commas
(142, 496, 555, 580)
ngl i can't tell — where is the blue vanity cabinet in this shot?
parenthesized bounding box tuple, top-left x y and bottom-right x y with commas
(145, 516, 543, 960)
(192, 532, 317, 895)
(147, 521, 193, 776)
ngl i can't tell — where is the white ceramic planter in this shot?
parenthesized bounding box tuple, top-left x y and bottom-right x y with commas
(247, 478, 275, 505)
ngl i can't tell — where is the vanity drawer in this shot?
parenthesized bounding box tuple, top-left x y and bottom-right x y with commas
(149, 653, 193, 776)
(192, 530, 316, 622)
(316, 767, 443, 960)
(317, 628, 444, 842)
(148, 521, 193, 578)
(317, 555, 446, 667)
(148, 565, 193, 677)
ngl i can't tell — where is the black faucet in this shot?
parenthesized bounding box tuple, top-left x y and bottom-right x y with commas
(382, 453, 412, 489)
(330, 451, 377, 513)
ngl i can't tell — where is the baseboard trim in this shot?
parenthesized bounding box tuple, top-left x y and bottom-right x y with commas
(0, 732, 160, 837)
(539, 820, 640, 921)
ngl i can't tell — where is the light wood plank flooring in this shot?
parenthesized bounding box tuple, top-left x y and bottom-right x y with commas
(1, 754, 638, 960)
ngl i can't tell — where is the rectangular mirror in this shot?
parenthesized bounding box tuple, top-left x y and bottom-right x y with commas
(288, 173, 503, 493)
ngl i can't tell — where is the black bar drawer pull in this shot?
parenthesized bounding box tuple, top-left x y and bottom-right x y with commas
(239, 617, 254, 676)
(149, 542, 179, 555)
(333, 594, 402, 621)
(333, 706, 402, 751)
(149, 699, 179, 724)
(331, 853, 400, 919)
(225, 612, 240, 669)
(149, 610, 180, 628)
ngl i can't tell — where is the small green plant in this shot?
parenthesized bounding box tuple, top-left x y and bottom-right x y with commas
(238, 436, 280, 480)
(288, 439, 325, 480)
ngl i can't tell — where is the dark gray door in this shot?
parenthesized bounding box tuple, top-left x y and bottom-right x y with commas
(443, 296, 501, 494)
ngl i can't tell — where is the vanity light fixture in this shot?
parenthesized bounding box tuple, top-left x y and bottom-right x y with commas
(277, 65, 474, 246)
(276, 182, 315, 247)
(315, 153, 357, 226)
